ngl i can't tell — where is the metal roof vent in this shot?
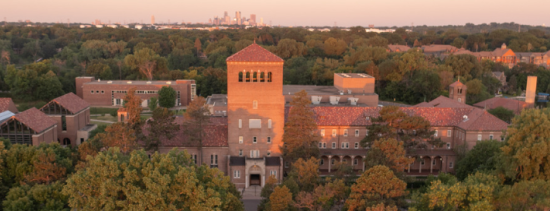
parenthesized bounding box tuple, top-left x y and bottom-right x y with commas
(463, 115, 469, 121)
(347, 89, 352, 94)
(166, 82, 172, 85)
(348, 97, 358, 105)
(146, 81, 152, 84)
(311, 96, 322, 105)
(127, 81, 132, 84)
(339, 90, 344, 95)
(107, 81, 112, 84)
(329, 96, 340, 105)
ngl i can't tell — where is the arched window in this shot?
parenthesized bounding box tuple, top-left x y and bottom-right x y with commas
(260, 72, 265, 82)
(253, 72, 258, 82)
(62, 138, 71, 146)
(238, 72, 243, 82)
(267, 72, 272, 82)
(245, 72, 250, 82)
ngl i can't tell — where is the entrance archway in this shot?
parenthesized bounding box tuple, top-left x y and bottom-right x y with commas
(250, 174, 261, 186)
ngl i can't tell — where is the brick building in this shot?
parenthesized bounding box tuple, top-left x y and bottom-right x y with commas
(0, 108, 58, 146)
(76, 77, 196, 107)
(0, 98, 18, 113)
(40, 93, 96, 147)
(152, 43, 509, 188)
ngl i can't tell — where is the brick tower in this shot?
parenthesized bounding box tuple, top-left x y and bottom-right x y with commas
(449, 79, 467, 103)
(226, 43, 284, 187)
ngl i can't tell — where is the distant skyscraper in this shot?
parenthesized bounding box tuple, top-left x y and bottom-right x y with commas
(250, 14, 256, 25)
(236, 11, 241, 25)
(151, 15, 155, 25)
(260, 17, 263, 26)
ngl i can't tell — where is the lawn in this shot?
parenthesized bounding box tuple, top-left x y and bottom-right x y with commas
(90, 107, 119, 116)
(90, 120, 112, 127)
(90, 115, 118, 122)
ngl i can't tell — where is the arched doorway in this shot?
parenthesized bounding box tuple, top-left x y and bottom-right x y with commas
(62, 138, 71, 146)
(249, 165, 262, 186)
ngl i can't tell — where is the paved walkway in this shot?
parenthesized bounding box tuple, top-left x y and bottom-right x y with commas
(90, 119, 115, 124)
(242, 186, 262, 211)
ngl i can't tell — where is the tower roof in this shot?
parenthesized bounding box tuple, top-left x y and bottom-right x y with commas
(449, 80, 465, 87)
(226, 43, 283, 62)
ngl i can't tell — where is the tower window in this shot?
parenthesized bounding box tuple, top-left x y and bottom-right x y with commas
(245, 72, 250, 82)
(267, 137, 271, 143)
(238, 72, 243, 82)
(260, 72, 265, 82)
(253, 72, 258, 82)
(267, 72, 272, 82)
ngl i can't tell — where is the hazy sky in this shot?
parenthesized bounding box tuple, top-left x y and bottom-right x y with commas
(3, 0, 549, 27)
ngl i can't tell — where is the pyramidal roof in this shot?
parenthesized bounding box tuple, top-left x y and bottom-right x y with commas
(449, 80, 465, 87)
(226, 43, 283, 62)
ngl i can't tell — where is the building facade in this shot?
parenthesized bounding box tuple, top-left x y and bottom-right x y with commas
(76, 77, 196, 108)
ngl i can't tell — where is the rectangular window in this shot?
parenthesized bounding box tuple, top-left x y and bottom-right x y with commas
(489, 134, 494, 140)
(285, 162, 289, 168)
(234, 170, 240, 178)
(447, 130, 452, 137)
(366, 129, 369, 136)
(332, 129, 337, 137)
(332, 142, 336, 149)
(193, 155, 197, 164)
(239, 119, 242, 128)
(478, 134, 482, 141)
(252, 100, 258, 109)
(250, 150, 260, 158)
(239, 149, 243, 156)
(267, 137, 271, 143)
(253, 72, 258, 82)
(321, 129, 325, 137)
(268, 119, 272, 128)
(331, 159, 335, 165)
(353, 158, 358, 165)
(319, 143, 323, 148)
(270, 170, 277, 177)
(211, 154, 218, 165)
(253, 137, 257, 143)
(61, 116, 67, 131)
(249, 119, 261, 129)
(355, 129, 359, 137)
(354, 142, 359, 149)
(434, 130, 438, 137)
(449, 162, 454, 168)
(447, 143, 451, 149)
(239, 136, 243, 144)
(322, 143, 326, 148)
(320, 159, 324, 165)
(343, 129, 348, 137)
(341, 142, 349, 149)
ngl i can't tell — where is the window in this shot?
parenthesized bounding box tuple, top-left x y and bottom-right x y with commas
(449, 162, 454, 168)
(332, 142, 336, 149)
(270, 170, 277, 177)
(250, 150, 260, 158)
(341, 142, 349, 149)
(353, 158, 358, 165)
(267, 151, 271, 156)
(234, 170, 240, 178)
(331, 159, 335, 165)
(355, 129, 359, 137)
(343, 129, 348, 137)
(447, 130, 452, 137)
(489, 134, 494, 140)
(354, 142, 359, 149)
(478, 134, 482, 141)
(260, 72, 265, 82)
(321, 129, 325, 137)
(322, 143, 326, 148)
(268, 119, 272, 128)
(249, 119, 261, 129)
(90, 90, 94, 94)
(253, 72, 258, 82)
(239, 72, 243, 82)
(239, 119, 242, 128)
(239, 149, 243, 156)
(319, 143, 323, 148)
(332, 129, 337, 137)
(96, 90, 99, 94)
(267, 137, 271, 143)
(211, 154, 218, 165)
(320, 159, 324, 165)
(432, 160, 436, 165)
(253, 137, 257, 143)
(434, 130, 438, 137)
(192, 155, 197, 164)
(366, 129, 369, 136)
(501, 136, 504, 141)
(239, 136, 243, 144)
(447, 143, 451, 149)
(101, 90, 104, 94)
(252, 100, 258, 109)
(267, 72, 272, 82)
(61, 116, 67, 131)
(245, 72, 250, 82)
(285, 162, 289, 168)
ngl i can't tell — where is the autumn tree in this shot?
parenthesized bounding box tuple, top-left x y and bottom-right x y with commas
(362, 106, 440, 150)
(294, 178, 348, 211)
(269, 186, 293, 211)
(123, 87, 143, 133)
(323, 37, 347, 56)
(282, 90, 320, 162)
(495, 179, 550, 210)
(183, 96, 210, 164)
(194, 38, 202, 54)
(96, 123, 137, 154)
(288, 157, 320, 192)
(62, 148, 243, 210)
(158, 86, 177, 108)
(23, 151, 66, 185)
(499, 108, 550, 181)
(364, 138, 414, 174)
(145, 107, 179, 151)
(345, 165, 406, 210)
(3, 181, 69, 211)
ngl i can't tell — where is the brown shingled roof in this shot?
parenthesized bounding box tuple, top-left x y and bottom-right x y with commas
(226, 43, 283, 62)
(13, 108, 57, 133)
(449, 80, 465, 87)
(415, 96, 472, 109)
(0, 98, 18, 113)
(50, 93, 90, 114)
(142, 116, 228, 147)
(473, 97, 533, 115)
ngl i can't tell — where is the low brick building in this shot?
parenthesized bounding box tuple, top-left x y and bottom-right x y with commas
(0, 108, 58, 146)
(76, 77, 196, 107)
(40, 93, 95, 147)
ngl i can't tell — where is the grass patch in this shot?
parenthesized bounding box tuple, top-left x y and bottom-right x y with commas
(90, 115, 118, 122)
(90, 120, 113, 127)
(90, 107, 118, 116)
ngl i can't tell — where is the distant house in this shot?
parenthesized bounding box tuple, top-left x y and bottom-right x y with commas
(421, 45, 460, 57)
(492, 72, 507, 87)
(387, 44, 410, 53)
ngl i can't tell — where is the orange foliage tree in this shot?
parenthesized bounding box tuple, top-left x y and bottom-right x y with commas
(282, 90, 320, 162)
(290, 157, 320, 192)
(346, 165, 406, 210)
(97, 122, 137, 154)
(270, 186, 293, 211)
(24, 151, 66, 185)
(364, 138, 415, 173)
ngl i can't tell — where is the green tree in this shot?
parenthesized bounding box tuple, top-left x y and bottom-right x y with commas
(145, 108, 179, 151)
(2, 182, 68, 211)
(148, 97, 158, 111)
(499, 108, 550, 181)
(323, 38, 347, 56)
(488, 106, 515, 123)
(62, 148, 243, 210)
(158, 86, 176, 108)
(345, 165, 406, 210)
(183, 96, 210, 165)
(34, 71, 64, 101)
(124, 47, 166, 80)
(282, 90, 320, 162)
(455, 140, 503, 180)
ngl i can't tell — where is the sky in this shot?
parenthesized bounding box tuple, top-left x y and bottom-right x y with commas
(2, 0, 549, 27)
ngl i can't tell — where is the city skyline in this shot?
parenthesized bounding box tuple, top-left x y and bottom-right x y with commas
(2, 0, 549, 27)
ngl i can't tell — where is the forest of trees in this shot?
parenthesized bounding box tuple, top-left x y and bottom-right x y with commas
(1, 23, 550, 106)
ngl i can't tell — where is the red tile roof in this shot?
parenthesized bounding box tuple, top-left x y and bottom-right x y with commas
(50, 93, 90, 114)
(142, 116, 228, 147)
(226, 43, 283, 62)
(13, 108, 57, 133)
(0, 98, 18, 113)
(473, 97, 533, 114)
(415, 96, 472, 109)
(449, 80, 464, 87)
(286, 106, 508, 131)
